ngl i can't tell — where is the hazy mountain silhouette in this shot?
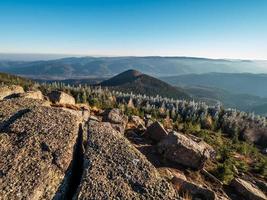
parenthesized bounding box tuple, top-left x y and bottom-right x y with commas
(100, 69, 190, 99)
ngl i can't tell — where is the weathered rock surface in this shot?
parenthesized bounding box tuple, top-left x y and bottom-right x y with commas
(130, 115, 146, 130)
(157, 131, 213, 169)
(61, 107, 90, 122)
(188, 134, 217, 159)
(254, 179, 267, 194)
(144, 121, 168, 142)
(145, 118, 154, 128)
(242, 174, 267, 194)
(102, 108, 128, 133)
(0, 98, 48, 130)
(88, 115, 100, 122)
(0, 85, 24, 100)
(171, 173, 217, 200)
(47, 90, 75, 105)
(231, 178, 267, 200)
(0, 98, 80, 200)
(75, 121, 178, 200)
(18, 90, 44, 100)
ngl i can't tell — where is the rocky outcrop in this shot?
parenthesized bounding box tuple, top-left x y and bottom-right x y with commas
(241, 175, 267, 194)
(18, 90, 44, 100)
(102, 108, 128, 133)
(157, 131, 213, 170)
(61, 107, 90, 122)
(130, 115, 146, 131)
(0, 98, 80, 200)
(75, 121, 178, 199)
(171, 173, 217, 200)
(144, 121, 168, 142)
(254, 179, 267, 194)
(0, 98, 49, 130)
(0, 85, 24, 100)
(230, 178, 267, 200)
(188, 134, 217, 159)
(47, 90, 75, 105)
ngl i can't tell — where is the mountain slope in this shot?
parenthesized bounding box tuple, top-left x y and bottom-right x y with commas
(161, 72, 267, 98)
(184, 85, 267, 115)
(1, 56, 267, 79)
(0, 72, 34, 89)
(100, 69, 190, 99)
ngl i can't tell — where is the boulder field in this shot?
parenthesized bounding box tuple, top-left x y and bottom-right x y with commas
(0, 88, 266, 200)
(0, 92, 178, 200)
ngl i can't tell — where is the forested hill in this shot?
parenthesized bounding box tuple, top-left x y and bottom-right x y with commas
(161, 72, 267, 98)
(100, 69, 190, 100)
(0, 72, 34, 89)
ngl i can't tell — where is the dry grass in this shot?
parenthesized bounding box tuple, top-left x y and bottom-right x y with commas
(182, 191, 192, 200)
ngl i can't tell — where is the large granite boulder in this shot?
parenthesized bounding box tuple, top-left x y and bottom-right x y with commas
(47, 91, 75, 105)
(157, 131, 213, 170)
(75, 121, 178, 199)
(0, 98, 80, 200)
(102, 108, 128, 133)
(171, 174, 217, 200)
(18, 90, 44, 100)
(0, 85, 24, 100)
(230, 178, 267, 200)
(144, 121, 168, 142)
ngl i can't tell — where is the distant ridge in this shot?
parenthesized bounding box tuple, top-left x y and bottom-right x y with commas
(100, 69, 190, 99)
(161, 72, 267, 98)
(1, 56, 267, 79)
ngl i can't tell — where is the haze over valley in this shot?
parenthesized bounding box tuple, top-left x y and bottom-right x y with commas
(1, 54, 267, 115)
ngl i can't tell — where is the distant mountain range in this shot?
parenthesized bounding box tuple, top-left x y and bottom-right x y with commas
(161, 73, 267, 98)
(1, 56, 267, 115)
(183, 85, 267, 114)
(161, 73, 267, 115)
(100, 69, 190, 100)
(1, 56, 267, 79)
(2, 68, 267, 115)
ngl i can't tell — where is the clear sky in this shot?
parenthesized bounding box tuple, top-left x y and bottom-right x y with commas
(0, 0, 267, 59)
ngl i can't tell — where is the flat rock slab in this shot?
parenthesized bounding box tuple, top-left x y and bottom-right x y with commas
(231, 178, 267, 200)
(0, 98, 79, 200)
(0, 98, 46, 130)
(76, 121, 178, 200)
(0, 85, 24, 100)
(171, 175, 217, 200)
(18, 90, 44, 100)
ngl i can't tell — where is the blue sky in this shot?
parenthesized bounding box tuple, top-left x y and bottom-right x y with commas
(0, 0, 267, 59)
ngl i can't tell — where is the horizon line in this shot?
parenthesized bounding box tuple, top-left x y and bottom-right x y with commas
(0, 52, 267, 61)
